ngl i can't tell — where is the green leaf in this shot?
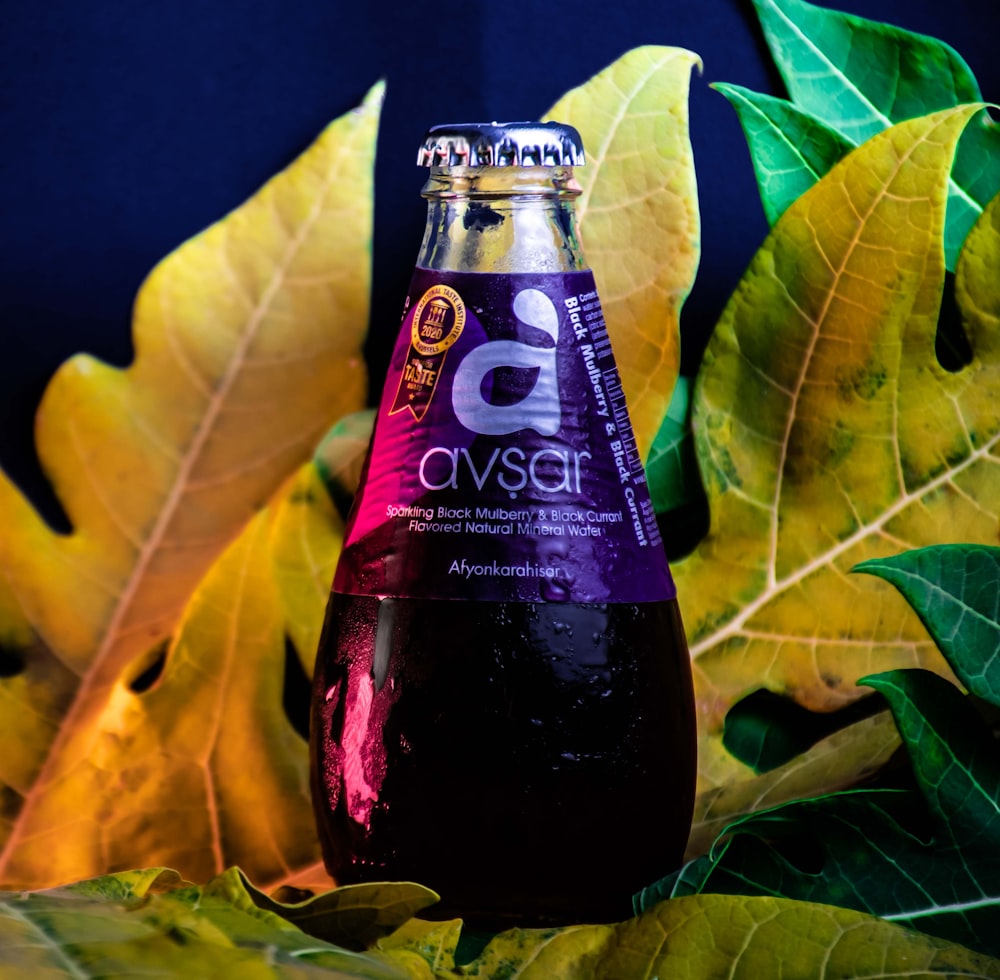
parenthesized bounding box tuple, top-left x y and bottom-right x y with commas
(862, 669, 1000, 866)
(675, 105, 993, 818)
(270, 411, 373, 678)
(646, 375, 703, 513)
(313, 408, 376, 520)
(855, 545, 1000, 705)
(752, 0, 983, 142)
(721, 688, 882, 775)
(652, 789, 1000, 955)
(649, 791, 905, 906)
(750, 0, 1000, 267)
(713, 82, 853, 226)
(648, 670, 1000, 957)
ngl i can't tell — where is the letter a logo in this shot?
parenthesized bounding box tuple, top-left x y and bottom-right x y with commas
(452, 288, 561, 436)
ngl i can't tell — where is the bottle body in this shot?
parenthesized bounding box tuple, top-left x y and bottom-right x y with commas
(310, 143, 696, 927)
(312, 593, 694, 926)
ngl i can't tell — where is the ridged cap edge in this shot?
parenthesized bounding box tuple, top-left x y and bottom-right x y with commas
(417, 121, 585, 167)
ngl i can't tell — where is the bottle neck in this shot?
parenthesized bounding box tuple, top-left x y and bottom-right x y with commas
(415, 166, 588, 274)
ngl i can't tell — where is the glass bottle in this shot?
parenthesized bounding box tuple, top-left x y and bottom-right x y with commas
(310, 121, 696, 929)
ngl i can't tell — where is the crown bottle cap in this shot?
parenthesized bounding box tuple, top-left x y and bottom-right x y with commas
(416, 121, 585, 167)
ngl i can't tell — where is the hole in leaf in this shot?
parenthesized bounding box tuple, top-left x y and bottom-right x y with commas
(935, 272, 973, 373)
(127, 640, 169, 694)
(0, 784, 23, 822)
(723, 688, 884, 774)
(0, 645, 26, 678)
(283, 636, 312, 742)
(455, 928, 500, 965)
(657, 495, 710, 562)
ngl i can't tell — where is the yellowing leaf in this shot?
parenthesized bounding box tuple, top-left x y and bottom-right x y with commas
(0, 867, 429, 977)
(246, 876, 440, 950)
(688, 710, 900, 858)
(0, 579, 79, 820)
(545, 46, 702, 459)
(0, 84, 382, 889)
(675, 105, 993, 803)
(458, 894, 1000, 978)
(270, 409, 372, 679)
(270, 463, 345, 678)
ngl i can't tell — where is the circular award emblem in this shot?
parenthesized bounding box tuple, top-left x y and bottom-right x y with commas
(411, 285, 466, 356)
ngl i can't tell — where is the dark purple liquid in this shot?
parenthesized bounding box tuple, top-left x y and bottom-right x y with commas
(310, 593, 696, 928)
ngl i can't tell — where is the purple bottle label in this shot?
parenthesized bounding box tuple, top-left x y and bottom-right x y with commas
(335, 269, 676, 603)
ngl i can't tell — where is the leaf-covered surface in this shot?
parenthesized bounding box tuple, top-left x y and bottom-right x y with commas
(749, 0, 1000, 268)
(4, 869, 999, 979)
(545, 45, 702, 460)
(0, 85, 382, 891)
(675, 107, 1000, 813)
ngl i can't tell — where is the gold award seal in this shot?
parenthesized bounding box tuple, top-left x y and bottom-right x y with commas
(390, 285, 466, 421)
(411, 285, 466, 354)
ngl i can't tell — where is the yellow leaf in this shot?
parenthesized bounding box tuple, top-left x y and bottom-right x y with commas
(545, 46, 702, 459)
(464, 893, 1000, 977)
(269, 410, 372, 680)
(675, 105, 991, 803)
(0, 579, 78, 813)
(0, 83, 382, 889)
(0, 459, 347, 891)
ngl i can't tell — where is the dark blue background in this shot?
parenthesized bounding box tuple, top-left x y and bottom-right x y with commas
(1, 0, 996, 521)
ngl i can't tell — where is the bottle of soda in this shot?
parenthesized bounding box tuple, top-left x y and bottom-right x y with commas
(310, 121, 696, 929)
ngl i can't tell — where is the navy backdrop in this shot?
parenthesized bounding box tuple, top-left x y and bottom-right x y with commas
(1, 0, 996, 522)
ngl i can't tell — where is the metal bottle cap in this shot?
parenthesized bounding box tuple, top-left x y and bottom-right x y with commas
(417, 121, 586, 167)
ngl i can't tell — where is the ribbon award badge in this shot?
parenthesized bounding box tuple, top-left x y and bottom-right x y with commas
(390, 284, 466, 421)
